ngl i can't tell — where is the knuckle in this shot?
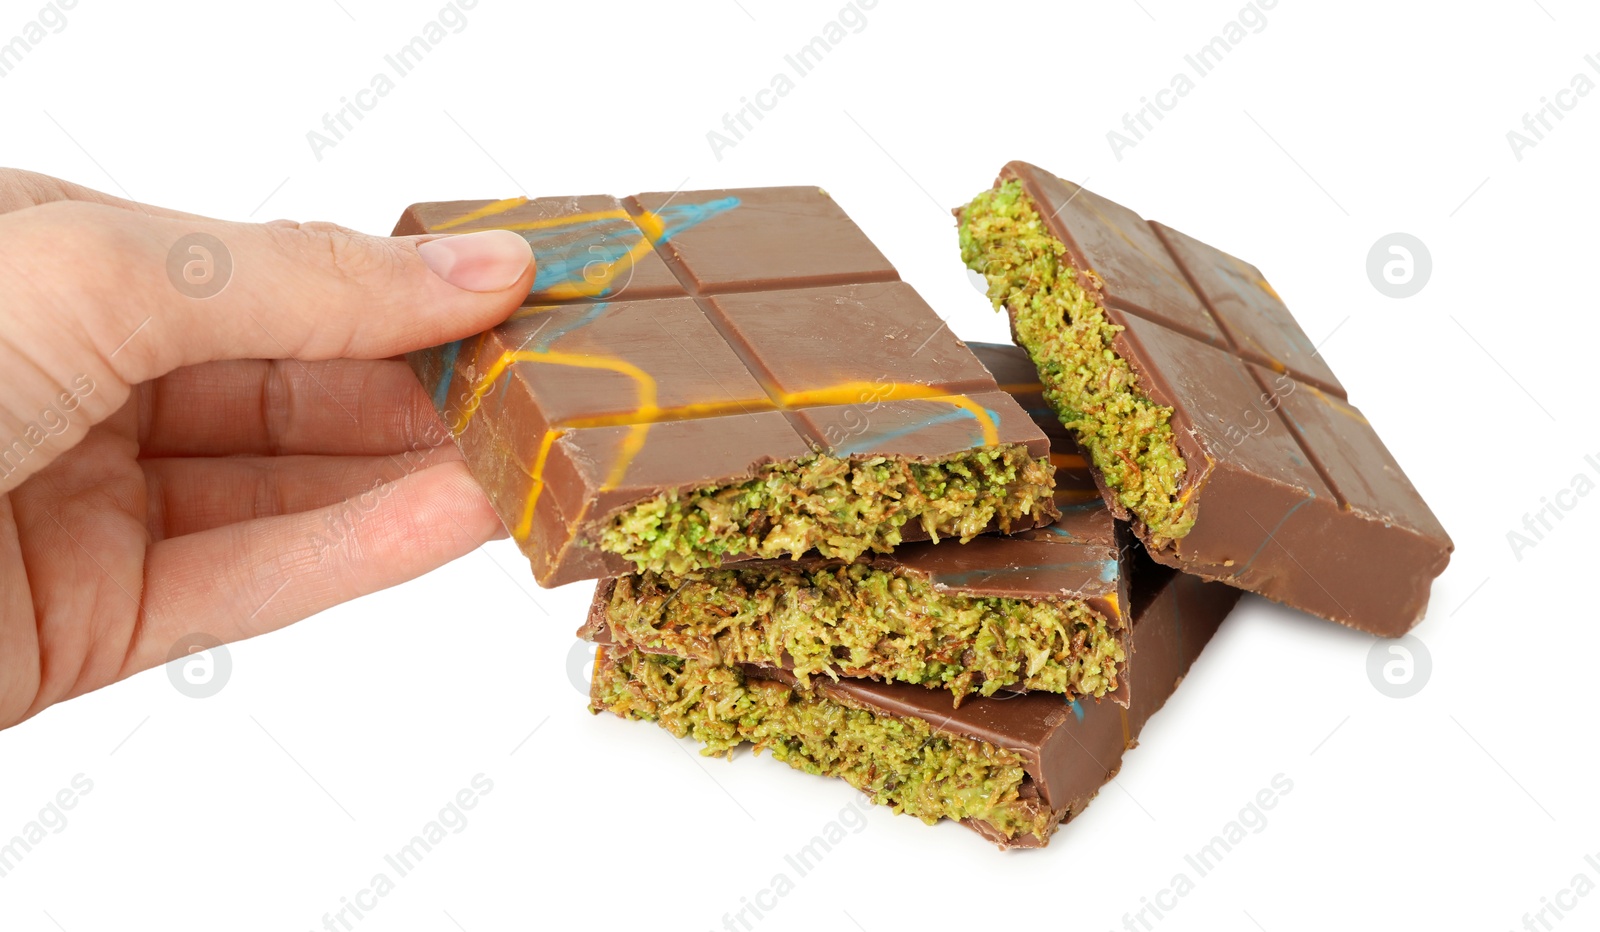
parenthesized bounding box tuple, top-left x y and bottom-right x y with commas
(260, 360, 296, 455)
(275, 222, 407, 286)
(296, 220, 360, 237)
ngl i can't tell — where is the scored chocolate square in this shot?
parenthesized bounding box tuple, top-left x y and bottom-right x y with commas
(397, 187, 1058, 587)
(957, 162, 1453, 636)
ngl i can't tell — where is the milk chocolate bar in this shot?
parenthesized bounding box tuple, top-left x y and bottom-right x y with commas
(958, 162, 1452, 636)
(396, 188, 1057, 586)
(589, 547, 1240, 848)
(583, 344, 1129, 706)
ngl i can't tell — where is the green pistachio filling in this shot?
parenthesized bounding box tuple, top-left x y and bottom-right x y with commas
(606, 563, 1122, 704)
(958, 181, 1194, 546)
(599, 445, 1054, 575)
(593, 647, 1057, 842)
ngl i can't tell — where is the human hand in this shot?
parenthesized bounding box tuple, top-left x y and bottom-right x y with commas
(0, 170, 535, 729)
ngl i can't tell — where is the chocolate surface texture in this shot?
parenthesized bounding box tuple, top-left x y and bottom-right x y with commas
(397, 188, 1054, 586)
(964, 162, 1453, 636)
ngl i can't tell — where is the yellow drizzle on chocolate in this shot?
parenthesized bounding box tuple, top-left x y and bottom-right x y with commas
(430, 200, 1036, 567)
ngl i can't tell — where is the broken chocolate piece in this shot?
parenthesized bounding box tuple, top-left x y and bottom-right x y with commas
(588, 546, 1240, 848)
(397, 188, 1057, 586)
(957, 163, 1452, 636)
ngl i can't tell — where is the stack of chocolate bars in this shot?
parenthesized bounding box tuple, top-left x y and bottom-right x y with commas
(395, 162, 1452, 849)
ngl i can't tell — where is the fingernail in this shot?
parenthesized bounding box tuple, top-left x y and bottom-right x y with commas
(417, 230, 533, 292)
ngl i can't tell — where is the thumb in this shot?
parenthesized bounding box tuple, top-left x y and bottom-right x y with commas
(1, 199, 534, 388)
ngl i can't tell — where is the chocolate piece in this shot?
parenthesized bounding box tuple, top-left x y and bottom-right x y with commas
(396, 188, 1057, 586)
(589, 548, 1240, 848)
(584, 512, 1129, 707)
(583, 341, 1129, 706)
(958, 163, 1452, 636)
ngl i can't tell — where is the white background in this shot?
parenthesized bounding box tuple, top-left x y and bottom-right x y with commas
(1, 1, 1595, 930)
